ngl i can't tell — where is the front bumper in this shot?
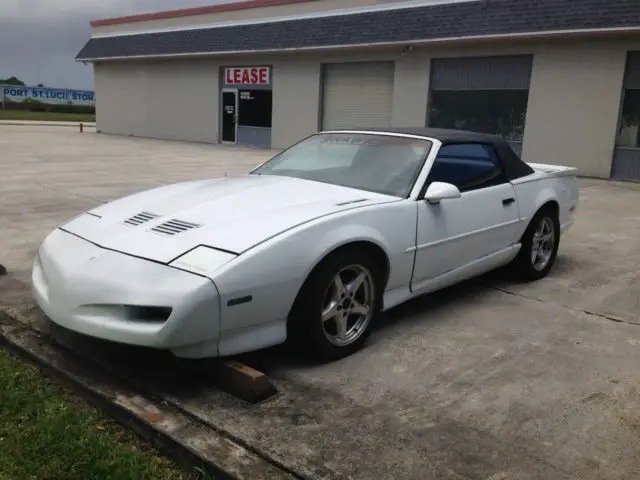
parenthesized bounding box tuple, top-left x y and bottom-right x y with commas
(32, 228, 222, 358)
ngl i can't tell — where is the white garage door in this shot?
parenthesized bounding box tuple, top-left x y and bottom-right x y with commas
(321, 61, 394, 130)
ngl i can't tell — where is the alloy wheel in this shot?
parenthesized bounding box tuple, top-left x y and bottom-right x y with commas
(531, 216, 556, 271)
(321, 264, 375, 347)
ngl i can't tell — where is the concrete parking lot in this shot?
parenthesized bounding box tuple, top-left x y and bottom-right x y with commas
(2, 125, 640, 480)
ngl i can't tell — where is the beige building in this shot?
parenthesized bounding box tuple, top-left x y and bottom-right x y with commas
(77, 0, 640, 180)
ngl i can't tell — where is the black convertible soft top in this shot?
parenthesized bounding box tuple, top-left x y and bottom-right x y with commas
(337, 127, 535, 182)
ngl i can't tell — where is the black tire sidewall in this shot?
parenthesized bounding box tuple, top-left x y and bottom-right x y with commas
(518, 206, 560, 280)
(288, 250, 383, 361)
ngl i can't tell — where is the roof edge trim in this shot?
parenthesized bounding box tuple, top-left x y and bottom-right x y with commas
(91, 0, 476, 38)
(90, 0, 316, 27)
(75, 26, 640, 62)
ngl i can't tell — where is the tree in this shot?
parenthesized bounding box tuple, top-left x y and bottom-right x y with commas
(0, 76, 25, 86)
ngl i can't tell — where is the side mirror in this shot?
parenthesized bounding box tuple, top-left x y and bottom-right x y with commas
(424, 182, 461, 204)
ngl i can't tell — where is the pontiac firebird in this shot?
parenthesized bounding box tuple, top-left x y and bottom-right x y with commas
(32, 128, 580, 361)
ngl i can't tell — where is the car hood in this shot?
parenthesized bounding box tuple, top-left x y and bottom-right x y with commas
(60, 174, 398, 263)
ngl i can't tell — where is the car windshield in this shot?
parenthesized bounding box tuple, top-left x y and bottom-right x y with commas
(251, 132, 433, 197)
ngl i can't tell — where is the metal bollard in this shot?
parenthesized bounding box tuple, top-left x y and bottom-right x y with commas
(79, 122, 84, 133)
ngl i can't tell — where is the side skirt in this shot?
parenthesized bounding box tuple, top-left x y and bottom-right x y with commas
(382, 244, 521, 311)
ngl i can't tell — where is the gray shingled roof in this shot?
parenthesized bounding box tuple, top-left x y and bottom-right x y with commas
(76, 0, 640, 60)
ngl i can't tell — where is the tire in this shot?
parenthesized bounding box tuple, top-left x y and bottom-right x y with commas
(510, 204, 560, 281)
(288, 249, 383, 361)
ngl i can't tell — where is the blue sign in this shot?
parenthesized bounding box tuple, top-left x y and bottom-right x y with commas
(1, 85, 95, 106)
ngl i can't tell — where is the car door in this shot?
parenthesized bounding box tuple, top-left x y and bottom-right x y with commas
(410, 142, 520, 292)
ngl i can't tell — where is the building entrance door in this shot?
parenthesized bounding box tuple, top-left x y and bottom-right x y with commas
(221, 89, 237, 143)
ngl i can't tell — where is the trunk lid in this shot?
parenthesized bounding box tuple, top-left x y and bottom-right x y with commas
(526, 162, 577, 177)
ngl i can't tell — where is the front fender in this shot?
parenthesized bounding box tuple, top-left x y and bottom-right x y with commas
(303, 222, 390, 276)
(211, 201, 417, 333)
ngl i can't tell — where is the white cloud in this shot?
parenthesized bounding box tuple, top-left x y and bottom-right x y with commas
(4, 0, 132, 21)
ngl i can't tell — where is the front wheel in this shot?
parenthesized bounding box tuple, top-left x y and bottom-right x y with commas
(288, 251, 382, 361)
(510, 206, 560, 281)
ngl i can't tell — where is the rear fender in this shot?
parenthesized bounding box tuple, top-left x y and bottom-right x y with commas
(512, 180, 561, 236)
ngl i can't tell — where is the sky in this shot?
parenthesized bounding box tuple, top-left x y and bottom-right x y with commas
(0, 0, 233, 90)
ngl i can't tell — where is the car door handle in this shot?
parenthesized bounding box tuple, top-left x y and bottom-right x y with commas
(502, 197, 515, 206)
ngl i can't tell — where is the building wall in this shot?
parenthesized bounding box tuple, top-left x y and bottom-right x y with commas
(391, 56, 430, 127)
(271, 49, 398, 146)
(95, 59, 219, 143)
(271, 59, 322, 147)
(94, 54, 324, 148)
(521, 41, 628, 178)
(93, 38, 640, 178)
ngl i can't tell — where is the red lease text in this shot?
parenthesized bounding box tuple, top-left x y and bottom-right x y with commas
(225, 67, 269, 85)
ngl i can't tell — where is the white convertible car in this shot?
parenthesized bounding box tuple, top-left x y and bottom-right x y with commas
(32, 128, 579, 361)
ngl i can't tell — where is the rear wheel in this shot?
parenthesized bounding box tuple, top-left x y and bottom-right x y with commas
(288, 250, 382, 361)
(511, 205, 560, 280)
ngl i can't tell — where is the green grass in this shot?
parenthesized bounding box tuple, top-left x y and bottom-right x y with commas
(0, 349, 204, 480)
(0, 110, 95, 122)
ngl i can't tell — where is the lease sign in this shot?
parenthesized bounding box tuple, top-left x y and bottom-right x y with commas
(225, 66, 270, 85)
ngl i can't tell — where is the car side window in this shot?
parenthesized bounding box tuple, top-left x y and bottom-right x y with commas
(427, 143, 507, 193)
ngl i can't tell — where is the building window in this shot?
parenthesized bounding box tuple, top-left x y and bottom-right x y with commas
(427, 55, 533, 144)
(238, 89, 272, 128)
(611, 52, 640, 180)
(618, 89, 640, 147)
(617, 53, 640, 148)
(428, 90, 529, 142)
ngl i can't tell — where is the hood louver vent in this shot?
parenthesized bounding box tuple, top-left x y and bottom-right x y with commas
(150, 219, 201, 236)
(124, 211, 159, 226)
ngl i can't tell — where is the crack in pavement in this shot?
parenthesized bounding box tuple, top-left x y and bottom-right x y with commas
(33, 181, 104, 203)
(582, 309, 640, 326)
(491, 285, 640, 327)
(492, 285, 546, 304)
